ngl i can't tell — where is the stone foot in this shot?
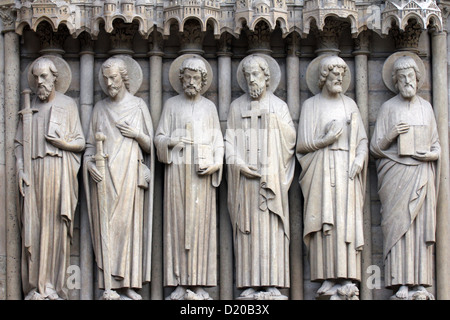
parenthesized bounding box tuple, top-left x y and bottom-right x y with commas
(102, 289, 121, 300)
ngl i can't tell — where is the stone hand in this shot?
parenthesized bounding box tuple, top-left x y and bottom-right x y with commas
(239, 164, 261, 179)
(45, 129, 71, 150)
(349, 156, 364, 180)
(387, 122, 409, 141)
(116, 121, 140, 139)
(412, 151, 439, 162)
(168, 136, 193, 149)
(321, 120, 343, 146)
(18, 170, 30, 197)
(198, 163, 220, 176)
(87, 161, 103, 183)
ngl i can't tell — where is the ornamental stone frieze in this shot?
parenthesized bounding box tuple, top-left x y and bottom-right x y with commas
(4, 0, 443, 40)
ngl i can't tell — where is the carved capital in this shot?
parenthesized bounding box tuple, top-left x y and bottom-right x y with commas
(109, 20, 138, 55)
(36, 21, 69, 55)
(313, 17, 348, 55)
(217, 32, 233, 56)
(148, 30, 164, 56)
(78, 32, 94, 53)
(179, 19, 204, 55)
(0, 5, 16, 32)
(353, 30, 370, 55)
(389, 19, 423, 51)
(245, 21, 272, 54)
(286, 32, 300, 56)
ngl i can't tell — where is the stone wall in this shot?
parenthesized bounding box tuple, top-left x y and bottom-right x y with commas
(1, 0, 450, 300)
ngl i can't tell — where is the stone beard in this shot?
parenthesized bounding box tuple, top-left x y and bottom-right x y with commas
(296, 55, 368, 299)
(155, 57, 224, 300)
(225, 55, 296, 299)
(83, 57, 154, 300)
(370, 56, 440, 300)
(15, 58, 85, 300)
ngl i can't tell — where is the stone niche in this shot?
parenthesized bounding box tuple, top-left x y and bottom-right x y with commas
(0, 0, 449, 301)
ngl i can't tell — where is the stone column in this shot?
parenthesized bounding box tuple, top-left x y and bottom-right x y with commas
(431, 29, 450, 300)
(352, 30, 372, 300)
(217, 32, 233, 300)
(148, 30, 164, 300)
(78, 32, 95, 300)
(0, 8, 6, 300)
(286, 31, 303, 300)
(1, 5, 21, 300)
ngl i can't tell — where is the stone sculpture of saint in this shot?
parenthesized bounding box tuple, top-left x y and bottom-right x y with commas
(83, 56, 154, 300)
(296, 55, 368, 300)
(15, 56, 85, 300)
(370, 54, 440, 300)
(225, 54, 296, 300)
(155, 55, 224, 300)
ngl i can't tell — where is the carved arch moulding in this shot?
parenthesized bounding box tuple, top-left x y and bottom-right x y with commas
(5, 0, 445, 42)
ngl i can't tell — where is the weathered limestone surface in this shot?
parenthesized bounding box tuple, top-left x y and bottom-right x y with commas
(0, 0, 450, 301)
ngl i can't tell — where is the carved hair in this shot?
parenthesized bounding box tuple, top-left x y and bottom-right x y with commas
(317, 55, 347, 90)
(101, 57, 131, 91)
(179, 57, 208, 89)
(392, 56, 421, 88)
(33, 57, 59, 81)
(242, 55, 271, 88)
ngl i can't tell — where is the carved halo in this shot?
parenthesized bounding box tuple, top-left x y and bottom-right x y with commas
(237, 53, 281, 93)
(98, 54, 143, 95)
(27, 55, 72, 94)
(305, 54, 351, 95)
(382, 51, 425, 94)
(169, 54, 213, 95)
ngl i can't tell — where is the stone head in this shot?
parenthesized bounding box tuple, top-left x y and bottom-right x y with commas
(32, 57, 58, 101)
(242, 55, 270, 99)
(101, 57, 130, 99)
(179, 57, 208, 98)
(392, 56, 421, 99)
(318, 56, 348, 95)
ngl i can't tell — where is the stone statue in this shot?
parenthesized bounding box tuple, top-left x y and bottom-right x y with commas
(225, 54, 296, 300)
(296, 55, 368, 300)
(15, 56, 85, 300)
(155, 54, 223, 300)
(83, 56, 154, 300)
(370, 54, 440, 300)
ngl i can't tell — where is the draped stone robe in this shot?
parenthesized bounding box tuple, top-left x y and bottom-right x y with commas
(15, 92, 85, 299)
(296, 93, 368, 283)
(225, 92, 296, 289)
(370, 95, 440, 288)
(83, 93, 154, 289)
(155, 95, 224, 287)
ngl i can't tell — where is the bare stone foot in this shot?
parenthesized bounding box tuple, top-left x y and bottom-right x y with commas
(395, 285, 409, 300)
(337, 282, 359, 300)
(194, 287, 212, 300)
(412, 286, 435, 300)
(122, 288, 142, 300)
(102, 289, 120, 300)
(264, 287, 281, 296)
(317, 280, 336, 295)
(25, 290, 44, 301)
(169, 286, 187, 300)
(240, 288, 256, 298)
(45, 286, 60, 300)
